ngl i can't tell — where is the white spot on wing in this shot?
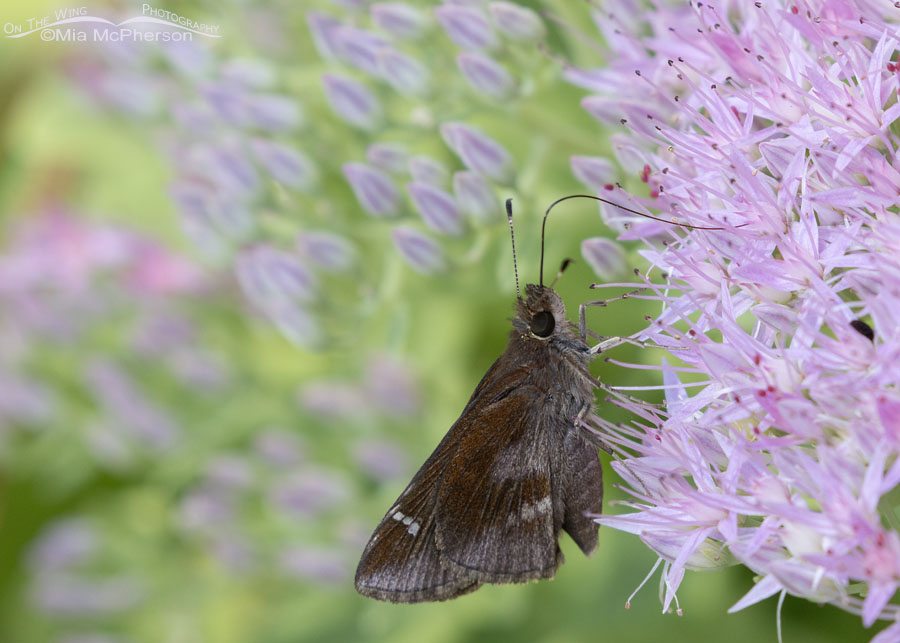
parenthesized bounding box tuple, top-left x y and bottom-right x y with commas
(521, 496, 553, 521)
(392, 510, 420, 536)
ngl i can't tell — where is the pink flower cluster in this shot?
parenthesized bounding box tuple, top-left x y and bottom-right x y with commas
(570, 0, 900, 636)
(0, 212, 226, 465)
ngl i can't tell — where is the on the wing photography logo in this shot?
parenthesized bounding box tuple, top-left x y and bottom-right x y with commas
(4, 4, 220, 42)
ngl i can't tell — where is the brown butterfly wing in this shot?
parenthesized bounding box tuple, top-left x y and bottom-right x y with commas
(354, 432, 479, 602)
(355, 336, 599, 600)
(354, 355, 517, 602)
(559, 424, 603, 556)
(434, 379, 561, 583)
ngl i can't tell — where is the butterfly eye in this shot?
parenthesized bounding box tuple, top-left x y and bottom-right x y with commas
(530, 311, 555, 338)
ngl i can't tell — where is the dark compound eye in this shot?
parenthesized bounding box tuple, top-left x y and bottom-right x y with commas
(530, 311, 555, 338)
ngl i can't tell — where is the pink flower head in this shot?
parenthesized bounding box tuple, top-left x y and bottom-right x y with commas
(570, 0, 900, 631)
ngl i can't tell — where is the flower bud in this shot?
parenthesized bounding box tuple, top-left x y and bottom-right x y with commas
(343, 162, 401, 216)
(371, 3, 430, 40)
(408, 155, 449, 187)
(322, 74, 382, 130)
(440, 122, 514, 183)
(453, 171, 498, 221)
(408, 182, 464, 236)
(379, 48, 430, 96)
(435, 5, 499, 51)
(249, 139, 317, 192)
(296, 231, 355, 272)
(570, 156, 616, 190)
(488, 2, 546, 42)
(366, 142, 409, 174)
(391, 226, 446, 273)
(306, 12, 343, 61)
(581, 237, 624, 281)
(334, 27, 389, 77)
(457, 52, 516, 100)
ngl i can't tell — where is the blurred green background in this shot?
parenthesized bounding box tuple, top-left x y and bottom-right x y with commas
(0, 0, 878, 641)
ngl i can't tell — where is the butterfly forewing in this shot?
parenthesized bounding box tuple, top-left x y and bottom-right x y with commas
(354, 433, 479, 602)
(435, 384, 559, 582)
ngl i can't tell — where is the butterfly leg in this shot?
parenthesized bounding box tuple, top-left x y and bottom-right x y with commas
(573, 401, 589, 424)
(592, 378, 663, 408)
(577, 305, 655, 355)
(578, 286, 648, 341)
(573, 400, 614, 455)
(588, 334, 654, 355)
(578, 301, 597, 342)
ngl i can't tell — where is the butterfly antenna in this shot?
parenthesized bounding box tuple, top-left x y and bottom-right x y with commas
(549, 258, 573, 288)
(540, 193, 744, 286)
(506, 199, 521, 300)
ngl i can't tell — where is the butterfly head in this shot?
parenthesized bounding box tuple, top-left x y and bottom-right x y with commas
(515, 284, 568, 341)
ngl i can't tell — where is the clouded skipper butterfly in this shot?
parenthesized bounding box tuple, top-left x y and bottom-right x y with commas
(355, 196, 732, 602)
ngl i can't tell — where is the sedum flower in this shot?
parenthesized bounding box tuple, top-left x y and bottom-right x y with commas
(235, 244, 316, 306)
(0, 212, 229, 477)
(408, 155, 450, 187)
(268, 469, 351, 518)
(570, 156, 616, 192)
(278, 547, 350, 584)
(391, 226, 447, 274)
(370, 3, 431, 41)
(362, 353, 421, 419)
(456, 52, 517, 100)
(453, 170, 498, 222)
(352, 439, 410, 481)
(254, 428, 306, 469)
(296, 231, 356, 273)
(569, 0, 900, 634)
(440, 121, 515, 183)
(321, 73, 383, 130)
(408, 181, 465, 236)
(379, 47, 432, 96)
(22, 348, 423, 634)
(307, 11, 345, 60)
(580, 237, 625, 281)
(488, 2, 546, 43)
(334, 26, 390, 77)
(366, 141, 409, 174)
(248, 138, 318, 192)
(342, 162, 402, 217)
(71, 0, 555, 350)
(434, 5, 500, 51)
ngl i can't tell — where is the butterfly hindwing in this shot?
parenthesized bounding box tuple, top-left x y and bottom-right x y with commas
(559, 423, 603, 556)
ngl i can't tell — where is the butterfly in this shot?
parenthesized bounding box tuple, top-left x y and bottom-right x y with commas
(355, 199, 605, 602)
(354, 195, 730, 602)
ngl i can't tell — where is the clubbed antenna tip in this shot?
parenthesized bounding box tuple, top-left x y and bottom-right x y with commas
(506, 199, 521, 300)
